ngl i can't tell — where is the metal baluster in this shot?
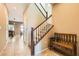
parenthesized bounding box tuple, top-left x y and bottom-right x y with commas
(38, 27, 40, 41)
(36, 29, 37, 44)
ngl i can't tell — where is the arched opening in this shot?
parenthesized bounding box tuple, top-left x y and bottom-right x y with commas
(0, 3, 8, 52)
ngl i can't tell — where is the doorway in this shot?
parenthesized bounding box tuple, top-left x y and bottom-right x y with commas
(8, 21, 24, 42)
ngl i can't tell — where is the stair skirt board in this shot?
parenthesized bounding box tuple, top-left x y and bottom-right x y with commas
(35, 48, 48, 55)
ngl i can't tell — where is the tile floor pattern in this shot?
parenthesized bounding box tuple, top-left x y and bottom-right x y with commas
(0, 35, 62, 56)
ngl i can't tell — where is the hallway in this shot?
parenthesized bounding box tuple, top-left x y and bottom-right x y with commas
(0, 35, 31, 56)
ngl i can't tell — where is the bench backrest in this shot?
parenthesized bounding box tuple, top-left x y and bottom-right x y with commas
(54, 33, 77, 44)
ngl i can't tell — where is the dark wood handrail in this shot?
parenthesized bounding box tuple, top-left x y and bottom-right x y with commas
(40, 3, 47, 14)
(35, 3, 46, 18)
(33, 14, 52, 31)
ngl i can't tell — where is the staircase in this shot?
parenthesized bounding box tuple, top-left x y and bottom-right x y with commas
(31, 3, 54, 56)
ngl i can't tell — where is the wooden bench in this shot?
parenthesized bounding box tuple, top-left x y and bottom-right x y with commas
(49, 33, 77, 56)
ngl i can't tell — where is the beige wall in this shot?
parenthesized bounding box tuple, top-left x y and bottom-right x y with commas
(53, 3, 79, 55)
(0, 4, 8, 51)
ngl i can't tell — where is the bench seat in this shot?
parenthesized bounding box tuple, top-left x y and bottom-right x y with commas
(49, 33, 77, 56)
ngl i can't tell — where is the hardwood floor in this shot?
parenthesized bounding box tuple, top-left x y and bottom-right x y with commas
(37, 49, 63, 56)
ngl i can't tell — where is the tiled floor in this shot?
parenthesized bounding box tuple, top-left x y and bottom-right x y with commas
(0, 35, 62, 56)
(0, 35, 31, 56)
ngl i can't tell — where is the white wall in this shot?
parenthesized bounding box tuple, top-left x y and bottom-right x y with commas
(24, 3, 45, 45)
(24, 4, 53, 55)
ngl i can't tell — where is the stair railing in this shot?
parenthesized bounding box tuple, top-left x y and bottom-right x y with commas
(31, 4, 54, 56)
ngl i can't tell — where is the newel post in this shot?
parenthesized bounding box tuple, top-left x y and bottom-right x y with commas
(31, 27, 35, 56)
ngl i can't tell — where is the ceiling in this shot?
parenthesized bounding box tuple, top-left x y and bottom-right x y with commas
(6, 3, 30, 22)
